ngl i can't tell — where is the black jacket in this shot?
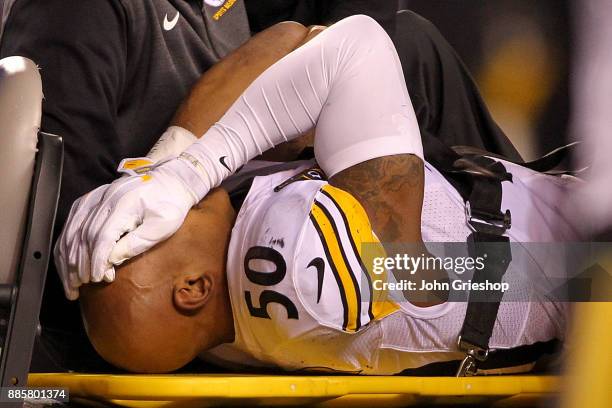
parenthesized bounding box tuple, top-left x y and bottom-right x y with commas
(0, 0, 396, 370)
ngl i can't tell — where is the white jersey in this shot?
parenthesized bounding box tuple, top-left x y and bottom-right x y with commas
(206, 160, 577, 374)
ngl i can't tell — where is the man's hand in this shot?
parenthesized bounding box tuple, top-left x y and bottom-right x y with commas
(54, 184, 109, 300)
(54, 22, 312, 300)
(54, 158, 203, 300)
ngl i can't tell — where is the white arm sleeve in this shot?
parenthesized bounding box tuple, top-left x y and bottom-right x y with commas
(175, 15, 423, 198)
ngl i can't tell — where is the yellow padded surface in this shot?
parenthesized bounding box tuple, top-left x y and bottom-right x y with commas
(29, 373, 559, 407)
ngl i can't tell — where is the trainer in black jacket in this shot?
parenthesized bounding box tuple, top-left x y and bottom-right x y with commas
(0, 0, 397, 371)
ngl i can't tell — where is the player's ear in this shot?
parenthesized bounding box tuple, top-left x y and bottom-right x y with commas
(172, 273, 212, 313)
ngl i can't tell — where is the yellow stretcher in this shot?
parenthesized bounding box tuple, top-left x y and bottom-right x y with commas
(29, 373, 559, 407)
(3, 53, 611, 408)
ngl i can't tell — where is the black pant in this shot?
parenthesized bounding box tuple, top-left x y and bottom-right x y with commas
(393, 10, 522, 163)
(31, 10, 521, 373)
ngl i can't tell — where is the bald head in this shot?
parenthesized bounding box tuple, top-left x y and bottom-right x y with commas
(80, 188, 236, 373)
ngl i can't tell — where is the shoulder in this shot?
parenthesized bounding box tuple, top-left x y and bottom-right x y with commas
(2, 0, 129, 56)
(234, 166, 327, 236)
(299, 184, 400, 333)
(229, 166, 327, 274)
(225, 167, 400, 363)
(232, 168, 398, 332)
(224, 167, 327, 361)
(6, 0, 128, 27)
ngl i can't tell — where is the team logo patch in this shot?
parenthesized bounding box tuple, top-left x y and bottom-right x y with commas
(274, 167, 326, 192)
(211, 0, 238, 21)
(204, 0, 225, 7)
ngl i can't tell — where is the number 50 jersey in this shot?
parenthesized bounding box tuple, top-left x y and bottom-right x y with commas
(212, 164, 408, 374)
(207, 163, 568, 374)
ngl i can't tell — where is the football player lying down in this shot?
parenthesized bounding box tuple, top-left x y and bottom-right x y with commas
(71, 16, 576, 374)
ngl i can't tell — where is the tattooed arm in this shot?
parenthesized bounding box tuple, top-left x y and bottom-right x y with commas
(329, 154, 448, 306)
(329, 154, 424, 244)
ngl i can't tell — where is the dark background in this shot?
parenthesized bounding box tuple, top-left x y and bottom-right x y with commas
(401, 0, 572, 160)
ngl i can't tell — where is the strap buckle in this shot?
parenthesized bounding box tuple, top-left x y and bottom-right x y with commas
(456, 336, 489, 377)
(465, 202, 511, 235)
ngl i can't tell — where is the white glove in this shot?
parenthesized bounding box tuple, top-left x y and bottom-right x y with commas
(146, 125, 197, 162)
(55, 126, 201, 300)
(54, 184, 110, 300)
(55, 156, 209, 299)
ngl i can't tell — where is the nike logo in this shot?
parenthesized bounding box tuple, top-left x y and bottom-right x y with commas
(219, 156, 231, 172)
(307, 257, 325, 303)
(163, 12, 180, 31)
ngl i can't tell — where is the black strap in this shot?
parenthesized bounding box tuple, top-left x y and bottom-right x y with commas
(414, 129, 573, 376)
(449, 156, 513, 376)
(452, 141, 578, 174)
(405, 134, 517, 376)
(463, 234, 511, 330)
(398, 339, 561, 376)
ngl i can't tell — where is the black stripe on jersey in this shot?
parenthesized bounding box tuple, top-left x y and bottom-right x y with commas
(320, 189, 375, 322)
(313, 199, 362, 331)
(309, 213, 350, 330)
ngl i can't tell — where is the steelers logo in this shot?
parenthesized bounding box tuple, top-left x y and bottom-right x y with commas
(204, 0, 225, 7)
